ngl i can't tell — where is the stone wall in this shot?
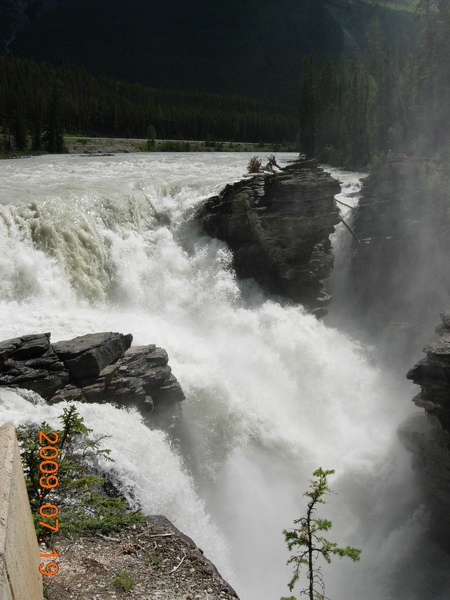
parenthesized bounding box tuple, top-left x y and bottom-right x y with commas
(0, 423, 43, 600)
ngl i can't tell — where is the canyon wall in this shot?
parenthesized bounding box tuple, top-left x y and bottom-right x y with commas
(347, 159, 450, 548)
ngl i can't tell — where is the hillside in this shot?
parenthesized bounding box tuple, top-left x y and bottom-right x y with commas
(5, 0, 416, 106)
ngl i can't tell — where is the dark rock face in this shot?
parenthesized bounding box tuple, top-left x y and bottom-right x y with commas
(198, 159, 341, 315)
(399, 310, 450, 549)
(0, 332, 185, 428)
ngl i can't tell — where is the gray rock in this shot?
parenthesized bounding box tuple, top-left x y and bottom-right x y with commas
(0, 332, 51, 360)
(0, 332, 184, 430)
(53, 332, 132, 384)
(197, 159, 341, 315)
(440, 309, 450, 329)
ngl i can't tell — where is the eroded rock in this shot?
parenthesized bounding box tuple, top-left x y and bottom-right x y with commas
(197, 159, 341, 315)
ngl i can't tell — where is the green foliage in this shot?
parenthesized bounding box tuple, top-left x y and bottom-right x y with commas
(301, 1, 450, 167)
(17, 405, 145, 541)
(113, 570, 136, 591)
(283, 468, 361, 600)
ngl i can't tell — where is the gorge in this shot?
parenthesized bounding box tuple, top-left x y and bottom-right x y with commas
(0, 152, 450, 600)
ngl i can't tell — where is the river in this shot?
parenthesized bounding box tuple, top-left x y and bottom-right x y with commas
(0, 152, 449, 599)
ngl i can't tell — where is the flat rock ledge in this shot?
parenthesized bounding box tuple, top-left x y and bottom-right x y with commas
(399, 309, 450, 549)
(43, 516, 239, 600)
(197, 159, 341, 316)
(0, 332, 185, 427)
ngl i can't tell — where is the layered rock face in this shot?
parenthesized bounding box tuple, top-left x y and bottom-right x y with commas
(198, 159, 341, 315)
(399, 310, 450, 549)
(0, 332, 185, 427)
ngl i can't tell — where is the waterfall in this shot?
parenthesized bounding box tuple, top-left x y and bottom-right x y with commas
(1, 153, 449, 600)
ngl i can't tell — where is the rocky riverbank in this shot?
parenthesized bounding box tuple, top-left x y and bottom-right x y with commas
(63, 137, 291, 155)
(197, 159, 341, 316)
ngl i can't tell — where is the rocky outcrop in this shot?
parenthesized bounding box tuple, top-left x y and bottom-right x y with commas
(197, 159, 341, 316)
(399, 310, 450, 549)
(0, 332, 185, 427)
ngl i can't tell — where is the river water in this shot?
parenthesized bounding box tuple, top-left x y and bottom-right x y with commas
(0, 152, 449, 599)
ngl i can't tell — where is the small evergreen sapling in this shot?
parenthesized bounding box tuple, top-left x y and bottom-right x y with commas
(283, 468, 361, 600)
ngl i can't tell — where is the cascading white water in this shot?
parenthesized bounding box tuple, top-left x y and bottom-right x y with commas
(1, 153, 450, 600)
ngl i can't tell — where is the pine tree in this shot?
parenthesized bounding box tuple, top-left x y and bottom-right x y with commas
(283, 468, 361, 600)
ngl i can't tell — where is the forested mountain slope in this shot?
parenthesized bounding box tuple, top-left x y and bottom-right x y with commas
(4, 0, 415, 105)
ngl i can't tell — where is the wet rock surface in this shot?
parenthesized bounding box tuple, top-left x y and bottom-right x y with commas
(0, 332, 185, 427)
(197, 159, 341, 316)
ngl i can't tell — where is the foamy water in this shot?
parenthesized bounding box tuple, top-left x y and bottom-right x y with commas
(0, 153, 449, 599)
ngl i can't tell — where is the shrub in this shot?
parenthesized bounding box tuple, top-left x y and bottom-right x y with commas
(113, 570, 136, 591)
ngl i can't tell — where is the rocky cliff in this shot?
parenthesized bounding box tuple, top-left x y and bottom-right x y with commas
(334, 159, 450, 548)
(197, 159, 341, 316)
(345, 159, 450, 365)
(0, 332, 185, 428)
(399, 310, 450, 549)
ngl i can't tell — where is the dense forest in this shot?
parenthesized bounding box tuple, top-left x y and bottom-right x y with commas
(0, 57, 297, 153)
(298, 1, 450, 168)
